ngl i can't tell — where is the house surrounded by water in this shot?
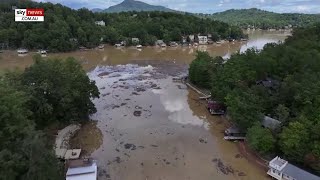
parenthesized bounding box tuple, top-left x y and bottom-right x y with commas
(198, 35, 208, 45)
(268, 156, 320, 180)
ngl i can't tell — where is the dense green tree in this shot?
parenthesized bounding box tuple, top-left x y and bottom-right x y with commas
(0, 1, 244, 51)
(280, 121, 310, 162)
(0, 78, 63, 180)
(246, 125, 275, 154)
(189, 24, 320, 171)
(21, 55, 100, 127)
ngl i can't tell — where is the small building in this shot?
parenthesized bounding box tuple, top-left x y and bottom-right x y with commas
(198, 36, 208, 45)
(181, 36, 187, 44)
(95, 20, 105, 26)
(66, 159, 98, 180)
(131, 38, 139, 44)
(268, 156, 320, 180)
(17, 48, 28, 54)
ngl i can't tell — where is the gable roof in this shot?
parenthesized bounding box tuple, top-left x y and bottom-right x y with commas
(282, 163, 320, 180)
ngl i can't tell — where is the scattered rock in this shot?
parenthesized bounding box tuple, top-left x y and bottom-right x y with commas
(140, 163, 144, 166)
(235, 154, 243, 159)
(119, 79, 126, 81)
(125, 98, 131, 101)
(120, 103, 127, 106)
(238, 172, 246, 176)
(166, 162, 170, 165)
(115, 148, 120, 152)
(100, 87, 106, 90)
(151, 145, 158, 147)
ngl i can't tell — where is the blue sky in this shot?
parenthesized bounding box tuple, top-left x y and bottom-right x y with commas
(35, 0, 320, 13)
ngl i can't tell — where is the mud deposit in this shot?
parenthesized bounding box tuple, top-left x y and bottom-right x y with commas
(69, 121, 103, 156)
(81, 63, 270, 180)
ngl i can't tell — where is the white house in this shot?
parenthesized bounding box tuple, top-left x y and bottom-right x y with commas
(198, 36, 208, 45)
(66, 159, 98, 180)
(95, 20, 105, 26)
(267, 156, 320, 180)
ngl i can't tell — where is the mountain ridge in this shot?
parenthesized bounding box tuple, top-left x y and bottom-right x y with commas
(101, 0, 174, 13)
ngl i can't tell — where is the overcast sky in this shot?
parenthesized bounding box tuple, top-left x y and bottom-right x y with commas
(35, 0, 320, 14)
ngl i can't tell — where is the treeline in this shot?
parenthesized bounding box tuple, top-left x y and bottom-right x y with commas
(0, 55, 99, 179)
(202, 8, 320, 30)
(189, 24, 320, 172)
(0, 1, 244, 52)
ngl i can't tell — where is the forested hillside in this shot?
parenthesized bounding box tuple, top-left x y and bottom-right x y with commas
(189, 24, 320, 172)
(0, 1, 243, 52)
(205, 8, 320, 29)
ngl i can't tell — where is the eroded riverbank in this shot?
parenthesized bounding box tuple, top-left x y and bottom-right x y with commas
(73, 62, 270, 180)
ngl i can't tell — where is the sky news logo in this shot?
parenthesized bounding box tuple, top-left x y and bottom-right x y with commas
(15, 9, 44, 22)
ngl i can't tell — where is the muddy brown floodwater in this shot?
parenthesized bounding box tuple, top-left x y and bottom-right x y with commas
(87, 61, 270, 180)
(0, 30, 289, 71)
(0, 30, 289, 180)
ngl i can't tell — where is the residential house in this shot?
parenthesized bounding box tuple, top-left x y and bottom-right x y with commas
(198, 35, 208, 45)
(95, 20, 105, 26)
(132, 38, 139, 44)
(267, 156, 320, 180)
(66, 159, 97, 180)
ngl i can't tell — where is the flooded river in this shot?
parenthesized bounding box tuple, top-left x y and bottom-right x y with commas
(0, 30, 289, 71)
(1, 30, 289, 180)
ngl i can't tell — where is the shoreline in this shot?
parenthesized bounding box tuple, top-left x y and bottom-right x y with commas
(186, 81, 269, 172)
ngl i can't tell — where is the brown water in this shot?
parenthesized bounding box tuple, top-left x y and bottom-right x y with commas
(87, 62, 270, 180)
(0, 30, 289, 71)
(0, 30, 289, 180)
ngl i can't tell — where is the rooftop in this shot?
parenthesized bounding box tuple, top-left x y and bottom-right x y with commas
(282, 163, 320, 180)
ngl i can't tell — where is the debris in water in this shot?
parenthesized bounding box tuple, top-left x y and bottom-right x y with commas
(124, 143, 137, 150)
(98, 72, 110, 77)
(133, 111, 142, 117)
(131, 92, 140, 96)
(212, 158, 234, 175)
(135, 105, 142, 109)
(199, 138, 208, 144)
(114, 157, 121, 163)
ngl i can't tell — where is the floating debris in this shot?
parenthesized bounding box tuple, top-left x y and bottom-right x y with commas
(133, 111, 142, 117)
(124, 143, 136, 150)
